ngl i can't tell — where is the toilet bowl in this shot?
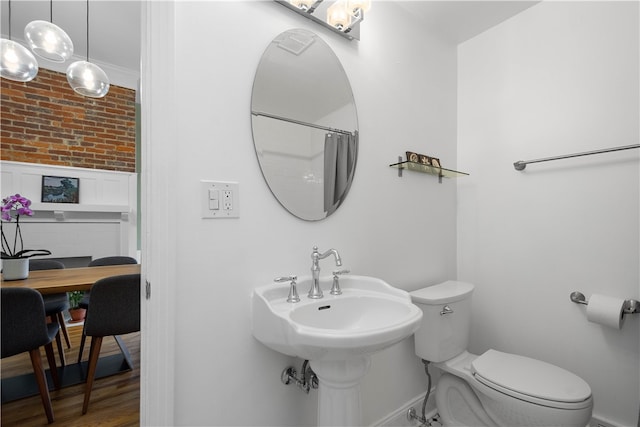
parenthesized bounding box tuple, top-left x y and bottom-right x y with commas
(410, 281, 593, 427)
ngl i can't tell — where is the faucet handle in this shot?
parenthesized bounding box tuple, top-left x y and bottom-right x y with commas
(332, 269, 350, 276)
(275, 276, 300, 303)
(330, 269, 350, 295)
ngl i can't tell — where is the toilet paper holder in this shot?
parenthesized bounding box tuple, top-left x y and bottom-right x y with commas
(570, 291, 640, 315)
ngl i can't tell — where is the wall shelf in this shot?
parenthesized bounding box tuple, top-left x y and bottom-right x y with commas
(390, 158, 469, 183)
(30, 203, 129, 213)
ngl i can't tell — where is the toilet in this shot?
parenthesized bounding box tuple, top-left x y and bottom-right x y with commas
(410, 281, 593, 427)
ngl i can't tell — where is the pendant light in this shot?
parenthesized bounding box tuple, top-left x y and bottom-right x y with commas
(66, 0, 109, 98)
(24, 0, 74, 63)
(1, 0, 39, 82)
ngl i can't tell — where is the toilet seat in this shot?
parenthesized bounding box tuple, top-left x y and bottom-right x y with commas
(471, 349, 592, 410)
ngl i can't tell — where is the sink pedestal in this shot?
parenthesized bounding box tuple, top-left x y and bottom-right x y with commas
(310, 356, 371, 427)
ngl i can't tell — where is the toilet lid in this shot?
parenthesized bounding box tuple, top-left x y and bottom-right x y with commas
(471, 350, 592, 405)
(410, 281, 474, 304)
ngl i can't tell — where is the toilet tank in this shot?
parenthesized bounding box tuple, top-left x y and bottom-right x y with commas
(410, 281, 475, 362)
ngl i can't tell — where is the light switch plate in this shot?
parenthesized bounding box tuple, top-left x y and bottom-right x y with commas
(201, 180, 239, 218)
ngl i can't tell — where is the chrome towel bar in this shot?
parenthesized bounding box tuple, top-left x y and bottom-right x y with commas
(514, 144, 639, 171)
(570, 291, 640, 315)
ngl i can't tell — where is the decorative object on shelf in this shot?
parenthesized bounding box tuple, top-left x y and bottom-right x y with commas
(68, 290, 87, 322)
(24, 0, 74, 63)
(390, 156, 468, 183)
(405, 151, 443, 169)
(1, 194, 52, 280)
(406, 151, 420, 163)
(41, 176, 80, 204)
(274, 0, 370, 41)
(0, 0, 39, 82)
(418, 154, 431, 165)
(66, 0, 110, 98)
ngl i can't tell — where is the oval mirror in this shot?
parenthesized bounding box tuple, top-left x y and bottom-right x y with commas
(251, 29, 358, 221)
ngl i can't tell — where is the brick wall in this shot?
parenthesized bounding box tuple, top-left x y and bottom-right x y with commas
(1, 68, 136, 173)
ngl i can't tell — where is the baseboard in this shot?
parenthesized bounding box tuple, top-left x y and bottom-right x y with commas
(371, 389, 438, 427)
(370, 388, 629, 427)
(590, 414, 628, 427)
(371, 393, 626, 427)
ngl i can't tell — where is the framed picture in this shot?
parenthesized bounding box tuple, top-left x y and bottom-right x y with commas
(431, 157, 441, 168)
(41, 176, 80, 204)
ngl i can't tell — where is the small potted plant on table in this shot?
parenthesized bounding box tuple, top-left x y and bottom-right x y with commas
(68, 291, 86, 322)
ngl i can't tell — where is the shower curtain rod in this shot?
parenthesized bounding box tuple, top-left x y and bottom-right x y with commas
(251, 111, 356, 136)
(513, 144, 640, 171)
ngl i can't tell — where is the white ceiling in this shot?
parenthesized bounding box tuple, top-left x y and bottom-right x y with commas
(1, 1, 540, 78)
(396, 1, 540, 43)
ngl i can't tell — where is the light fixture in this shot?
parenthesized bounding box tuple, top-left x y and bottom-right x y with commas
(0, 40, 39, 82)
(289, 0, 318, 11)
(24, 1, 73, 63)
(347, 0, 371, 14)
(66, 0, 109, 98)
(327, 1, 351, 31)
(1, 0, 38, 82)
(276, 0, 370, 41)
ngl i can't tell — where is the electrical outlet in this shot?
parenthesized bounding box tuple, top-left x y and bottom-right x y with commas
(223, 190, 233, 210)
(201, 180, 239, 218)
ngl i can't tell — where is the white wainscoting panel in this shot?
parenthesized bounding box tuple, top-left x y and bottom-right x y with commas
(0, 161, 138, 260)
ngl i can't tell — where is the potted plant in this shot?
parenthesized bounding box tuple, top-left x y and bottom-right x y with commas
(1, 194, 51, 280)
(68, 290, 86, 322)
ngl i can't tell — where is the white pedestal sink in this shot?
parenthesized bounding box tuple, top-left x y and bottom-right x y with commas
(252, 275, 422, 426)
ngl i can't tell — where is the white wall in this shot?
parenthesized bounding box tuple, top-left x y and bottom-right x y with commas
(458, 2, 639, 426)
(146, 1, 459, 425)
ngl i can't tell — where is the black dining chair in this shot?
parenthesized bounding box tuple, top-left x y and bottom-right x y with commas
(81, 273, 140, 414)
(77, 256, 138, 363)
(1, 287, 61, 424)
(29, 259, 71, 365)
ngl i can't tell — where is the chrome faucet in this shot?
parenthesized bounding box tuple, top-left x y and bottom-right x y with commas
(309, 246, 342, 299)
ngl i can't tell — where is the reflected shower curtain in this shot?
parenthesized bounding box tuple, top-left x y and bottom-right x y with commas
(324, 132, 357, 215)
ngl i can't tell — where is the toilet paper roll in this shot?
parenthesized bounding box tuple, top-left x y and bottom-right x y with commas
(586, 294, 625, 329)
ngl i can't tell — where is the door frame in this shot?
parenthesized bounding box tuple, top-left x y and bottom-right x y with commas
(140, 1, 177, 425)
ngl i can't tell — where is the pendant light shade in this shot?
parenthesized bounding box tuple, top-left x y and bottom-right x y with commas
(1, 0, 38, 82)
(1, 39, 39, 82)
(24, 20, 74, 63)
(66, 0, 109, 98)
(66, 60, 109, 98)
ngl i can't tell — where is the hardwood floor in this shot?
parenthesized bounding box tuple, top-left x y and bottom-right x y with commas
(1, 323, 140, 426)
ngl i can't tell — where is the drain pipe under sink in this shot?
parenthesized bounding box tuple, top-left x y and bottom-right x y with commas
(281, 360, 318, 394)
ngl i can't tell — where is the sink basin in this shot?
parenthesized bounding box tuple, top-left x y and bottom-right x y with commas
(252, 275, 422, 361)
(252, 275, 422, 426)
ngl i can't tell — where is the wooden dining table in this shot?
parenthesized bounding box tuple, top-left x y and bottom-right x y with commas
(1, 264, 141, 293)
(1, 263, 142, 404)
